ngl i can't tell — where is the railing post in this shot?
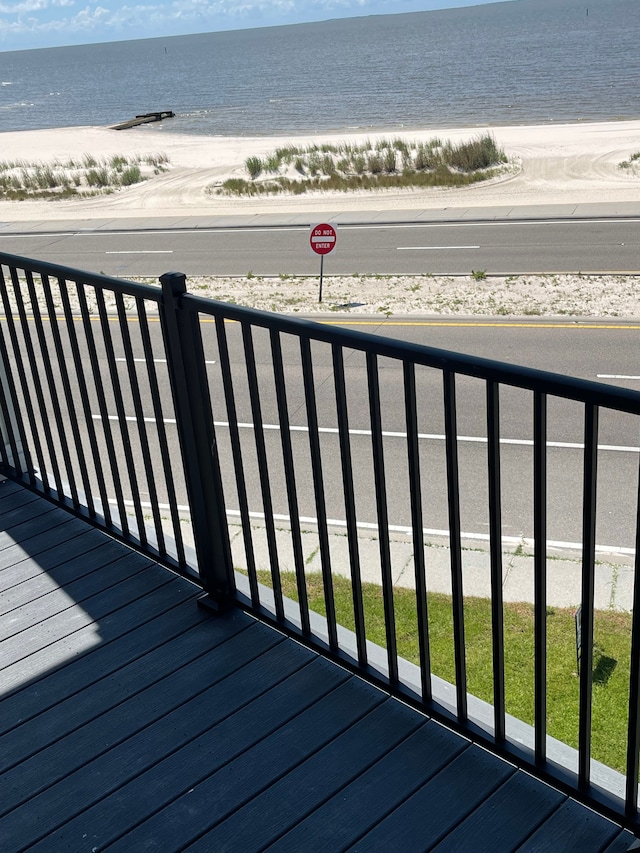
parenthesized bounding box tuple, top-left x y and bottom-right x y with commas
(159, 272, 235, 607)
(0, 351, 28, 477)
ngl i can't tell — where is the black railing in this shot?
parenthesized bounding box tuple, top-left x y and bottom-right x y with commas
(1, 251, 640, 830)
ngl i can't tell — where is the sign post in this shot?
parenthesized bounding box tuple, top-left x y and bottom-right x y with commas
(309, 223, 337, 303)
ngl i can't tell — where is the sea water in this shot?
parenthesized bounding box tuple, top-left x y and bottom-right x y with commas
(1, 0, 639, 136)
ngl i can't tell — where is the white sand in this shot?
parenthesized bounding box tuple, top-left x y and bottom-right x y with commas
(2, 120, 640, 317)
(1, 119, 640, 221)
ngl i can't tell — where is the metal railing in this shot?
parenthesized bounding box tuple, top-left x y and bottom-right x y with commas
(1, 251, 640, 830)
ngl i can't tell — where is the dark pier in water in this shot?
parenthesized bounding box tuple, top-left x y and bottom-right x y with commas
(111, 111, 175, 130)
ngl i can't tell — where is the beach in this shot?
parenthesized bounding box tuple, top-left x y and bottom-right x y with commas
(1, 120, 640, 317)
(1, 119, 640, 221)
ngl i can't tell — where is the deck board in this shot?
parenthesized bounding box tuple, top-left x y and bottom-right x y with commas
(0, 522, 102, 580)
(0, 529, 116, 609)
(1, 480, 637, 853)
(186, 699, 427, 853)
(256, 721, 469, 853)
(33, 657, 350, 852)
(515, 799, 623, 852)
(430, 771, 566, 852)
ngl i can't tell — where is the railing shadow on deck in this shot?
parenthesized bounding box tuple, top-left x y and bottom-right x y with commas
(1, 250, 639, 832)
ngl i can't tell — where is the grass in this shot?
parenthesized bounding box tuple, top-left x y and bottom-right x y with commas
(254, 568, 633, 773)
(218, 133, 509, 196)
(0, 152, 169, 200)
(619, 151, 640, 169)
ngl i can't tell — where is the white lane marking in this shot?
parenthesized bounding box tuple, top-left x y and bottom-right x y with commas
(347, 218, 640, 230)
(105, 250, 173, 255)
(111, 498, 191, 512)
(114, 357, 216, 364)
(91, 415, 640, 454)
(397, 245, 480, 250)
(107, 499, 635, 557)
(115, 357, 168, 364)
(597, 374, 640, 380)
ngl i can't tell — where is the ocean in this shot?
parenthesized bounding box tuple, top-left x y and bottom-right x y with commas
(1, 0, 639, 137)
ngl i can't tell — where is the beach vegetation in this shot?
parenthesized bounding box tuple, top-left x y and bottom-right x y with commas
(144, 152, 169, 169)
(619, 151, 640, 170)
(307, 152, 321, 176)
(245, 156, 263, 179)
(120, 165, 143, 186)
(110, 154, 128, 171)
(216, 133, 508, 197)
(366, 153, 383, 174)
(265, 153, 281, 173)
(353, 154, 366, 175)
(382, 147, 397, 173)
(86, 167, 111, 187)
(0, 152, 169, 200)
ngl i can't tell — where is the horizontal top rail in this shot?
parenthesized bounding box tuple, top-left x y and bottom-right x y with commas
(182, 293, 640, 415)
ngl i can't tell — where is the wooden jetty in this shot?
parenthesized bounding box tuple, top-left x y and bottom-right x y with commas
(111, 111, 175, 130)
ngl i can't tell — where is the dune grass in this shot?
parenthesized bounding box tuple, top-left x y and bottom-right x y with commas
(0, 152, 169, 200)
(619, 151, 640, 170)
(216, 133, 508, 196)
(255, 568, 633, 774)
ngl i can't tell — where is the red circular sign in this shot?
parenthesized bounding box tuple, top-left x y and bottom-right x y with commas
(310, 223, 337, 255)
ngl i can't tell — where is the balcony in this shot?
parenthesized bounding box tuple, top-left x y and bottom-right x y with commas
(1, 252, 640, 850)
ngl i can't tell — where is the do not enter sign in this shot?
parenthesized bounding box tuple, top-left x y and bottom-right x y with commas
(310, 223, 337, 255)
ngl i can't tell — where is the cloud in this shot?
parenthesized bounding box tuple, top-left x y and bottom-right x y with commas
(0, 0, 72, 12)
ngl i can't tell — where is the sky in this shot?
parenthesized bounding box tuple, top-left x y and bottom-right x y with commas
(0, 0, 515, 52)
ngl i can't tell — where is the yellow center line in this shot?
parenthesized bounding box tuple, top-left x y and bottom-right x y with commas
(318, 319, 640, 330)
(12, 315, 640, 331)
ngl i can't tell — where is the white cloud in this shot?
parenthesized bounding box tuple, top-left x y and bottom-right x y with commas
(69, 4, 111, 28)
(0, 0, 72, 12)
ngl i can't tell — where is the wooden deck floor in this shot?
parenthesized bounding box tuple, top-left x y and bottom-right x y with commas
(1, 477, 637, 853)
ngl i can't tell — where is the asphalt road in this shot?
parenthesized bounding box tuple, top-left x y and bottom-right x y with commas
(2, 216, 640, 276)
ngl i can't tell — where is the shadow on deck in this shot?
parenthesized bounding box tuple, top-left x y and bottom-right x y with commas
(1, 479, 636, 853)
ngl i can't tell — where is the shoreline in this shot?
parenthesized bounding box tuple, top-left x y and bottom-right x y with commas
(14, 112, 640, 138)
(0, 118, 640, 221)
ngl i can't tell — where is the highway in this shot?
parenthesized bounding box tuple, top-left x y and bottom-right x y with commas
(1, 215, 640, 276)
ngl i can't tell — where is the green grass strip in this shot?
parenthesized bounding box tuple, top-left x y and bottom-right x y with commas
(255, 569, 633, 774)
